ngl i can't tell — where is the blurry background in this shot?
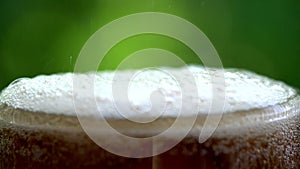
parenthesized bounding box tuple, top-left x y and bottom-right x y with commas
(0, 0, 299, 90)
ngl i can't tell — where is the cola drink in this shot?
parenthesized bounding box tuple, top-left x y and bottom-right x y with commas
(0, 66, 299, 169)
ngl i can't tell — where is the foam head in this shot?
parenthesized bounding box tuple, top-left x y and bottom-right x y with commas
(0, 66, 297, 119)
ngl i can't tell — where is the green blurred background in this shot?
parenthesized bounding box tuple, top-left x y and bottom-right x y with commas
(0, 0, 299, 90)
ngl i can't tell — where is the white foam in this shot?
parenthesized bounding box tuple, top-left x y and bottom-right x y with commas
(0, 66, 297, 119)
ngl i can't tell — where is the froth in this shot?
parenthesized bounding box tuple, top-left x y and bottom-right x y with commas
(0, 66, 297, 118)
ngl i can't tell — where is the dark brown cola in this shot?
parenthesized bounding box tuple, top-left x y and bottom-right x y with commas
(0, 95, 299, 169)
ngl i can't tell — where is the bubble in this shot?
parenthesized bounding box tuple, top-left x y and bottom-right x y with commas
(8, 77, 30, 87)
